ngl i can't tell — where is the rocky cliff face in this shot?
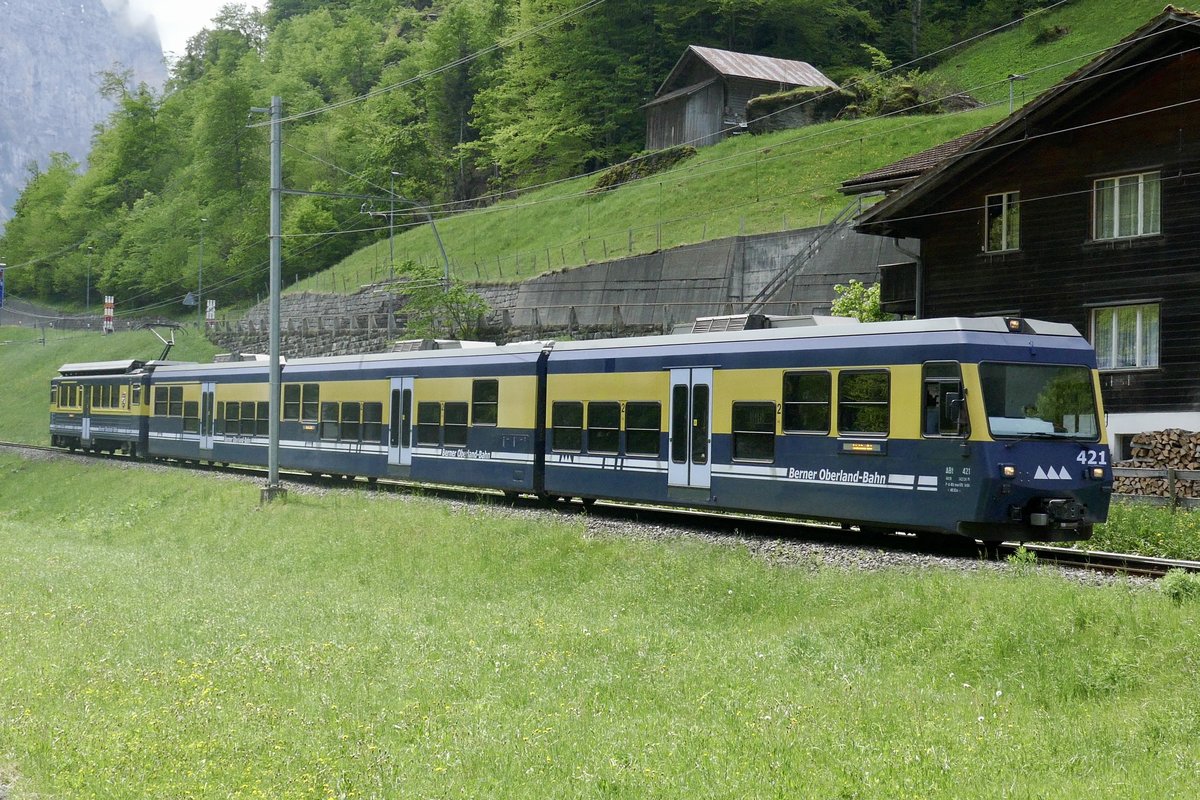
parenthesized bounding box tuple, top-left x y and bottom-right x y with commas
(0, 0, 166, 226)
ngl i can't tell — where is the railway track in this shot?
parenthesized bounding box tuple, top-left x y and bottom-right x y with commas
(4, 439, 1197, 579)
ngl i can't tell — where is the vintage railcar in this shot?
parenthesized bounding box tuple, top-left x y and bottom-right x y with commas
(50, 316, 1113, 542)
(50, 359, 152, 456)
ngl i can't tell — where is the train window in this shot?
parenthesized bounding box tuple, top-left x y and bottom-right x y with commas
(838, 371, 890, 436)
(107, 385, 116, 408)
(923, 362, 965, 437)
(587, 402, 620, 454)
(783, 371, 831, 434)
(671, 386, 689, 464)
(363, 402, 383, 443)
(225, 402, 240, 430)
(552, 402, 583, 453)
(444, 402, 469, 447)
(472, 380, 498, 426)
(321, 402, 340, 441)
(183, 401, 200, 433)
(625, 402, 661, 456)
(301, 384, 320, 423)
(691, 385, 710, 466)
(239, 402, 255, 436)
(215, 402, 225, 435)
(155, 387, 169, 416)
(417, 402, 442, 446)
(341, 402, 362, 442)
(169, 386, 184, 417)
(132, 384, 141, 406)
(402, 390, 413, 447)
(283, 385, 301, 420)
(257, 402, 270, 437)
(732, 402, 776, 462)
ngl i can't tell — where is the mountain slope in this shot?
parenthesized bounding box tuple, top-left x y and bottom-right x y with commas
(0, 0, 166, 225)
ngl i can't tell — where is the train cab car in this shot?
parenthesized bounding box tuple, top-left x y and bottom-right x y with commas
(144, 343, 550, 492)
(542, 317, 1112, 542)
(51, 360, 151, 456)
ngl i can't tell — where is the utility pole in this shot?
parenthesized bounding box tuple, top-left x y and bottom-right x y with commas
(389, 170, 399, 281)
(251, 96, 287, 504)
(86, 245, 93, 317)
(197, 217, 207, 330)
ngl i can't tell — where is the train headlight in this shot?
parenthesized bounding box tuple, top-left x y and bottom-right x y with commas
(1091, 467, 1106, 480)
(1001, 464, 1017, 479)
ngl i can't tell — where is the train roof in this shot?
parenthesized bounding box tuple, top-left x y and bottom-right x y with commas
(551, 316, 1083, 355)
(56, 359, 195, 377)
(57, 359, 146, 376)
(146, 340, 550, 380)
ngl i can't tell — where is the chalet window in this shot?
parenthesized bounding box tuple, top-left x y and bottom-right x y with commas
(984, 191, 1019, 252)
(1092, 303, 1159, 370)
(1094, 172, 1160, 240)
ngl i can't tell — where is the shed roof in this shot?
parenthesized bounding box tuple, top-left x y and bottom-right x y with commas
(656, 45, 837, 97)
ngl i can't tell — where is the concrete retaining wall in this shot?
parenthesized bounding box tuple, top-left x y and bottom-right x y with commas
(212, 225, 911, 357)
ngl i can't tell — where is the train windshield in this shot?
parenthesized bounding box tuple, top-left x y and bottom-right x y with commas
(979, 362, 1099, 441)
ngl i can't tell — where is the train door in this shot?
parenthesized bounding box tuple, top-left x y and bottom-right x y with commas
(81, 385, 93, 448)
(199, 382, 216, 453)
(388, 376, 415, 467)
(668, 367, 713, 490)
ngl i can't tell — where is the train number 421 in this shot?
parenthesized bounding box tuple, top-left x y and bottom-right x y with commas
(1075, 449, 1108, 466)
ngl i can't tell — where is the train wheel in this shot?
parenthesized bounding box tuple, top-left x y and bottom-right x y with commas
(977, 540, 1003, 559)
(580, 498, 597, 509)
(503, 491, 520, 504)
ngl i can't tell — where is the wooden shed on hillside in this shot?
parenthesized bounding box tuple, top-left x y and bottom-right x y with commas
(643, 45, 838, 150)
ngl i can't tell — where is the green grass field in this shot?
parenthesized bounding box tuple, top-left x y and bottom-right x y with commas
(0, 455, 1197, 798)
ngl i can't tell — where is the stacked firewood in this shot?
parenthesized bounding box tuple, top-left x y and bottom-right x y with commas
(1113, 429, 1200, 498)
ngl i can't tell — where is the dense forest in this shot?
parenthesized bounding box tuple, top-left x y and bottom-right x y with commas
(0, 0, 1040, 312)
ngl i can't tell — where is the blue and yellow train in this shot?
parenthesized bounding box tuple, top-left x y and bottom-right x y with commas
(50, 316, 1114, 542)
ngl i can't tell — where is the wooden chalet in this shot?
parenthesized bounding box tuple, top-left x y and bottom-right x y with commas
(643, 45, 837, 150)
(841, 5, 1200, 455)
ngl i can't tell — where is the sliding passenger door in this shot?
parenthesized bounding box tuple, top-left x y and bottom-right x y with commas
(668, 367, 713, 490)
(81, 387, 93, 448)
(199, 382, 216, 453)
(388, 376, 415, 467)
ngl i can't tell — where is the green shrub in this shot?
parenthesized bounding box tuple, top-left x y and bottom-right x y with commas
(590, 146, 697, 193)
(1088, 501, 1200, 560)
(1161, 569, 1200, 605)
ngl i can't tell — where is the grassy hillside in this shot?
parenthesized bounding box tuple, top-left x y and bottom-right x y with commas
(0, 325, 220, 446)
(1, 454, 1199, 797)
(302, 0, 1175, 293)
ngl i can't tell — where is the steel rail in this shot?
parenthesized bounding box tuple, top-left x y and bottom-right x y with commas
(4, 440, 1193, 578)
